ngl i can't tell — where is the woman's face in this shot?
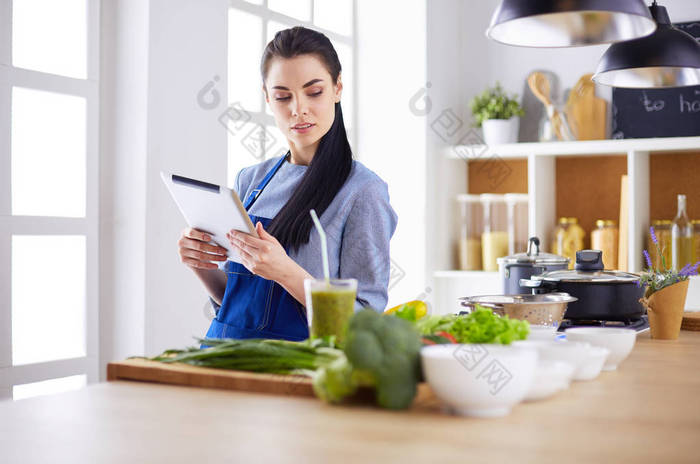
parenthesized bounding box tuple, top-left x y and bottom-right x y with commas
(264, 54, 342, 156)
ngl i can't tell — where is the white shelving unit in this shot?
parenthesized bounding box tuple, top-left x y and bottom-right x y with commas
(447, 136, 700, 272)
(434, 136, 700, 311)
(446, 136, 700, 160)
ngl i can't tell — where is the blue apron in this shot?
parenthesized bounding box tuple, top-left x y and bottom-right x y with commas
(204, 154, 309, 342)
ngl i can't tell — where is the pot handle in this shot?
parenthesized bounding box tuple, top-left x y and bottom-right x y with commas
(519, 278, 557, 295)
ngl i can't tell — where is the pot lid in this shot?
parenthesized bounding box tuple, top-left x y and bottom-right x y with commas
(497, 237, 569, 265)
(531, 269, 640, 283)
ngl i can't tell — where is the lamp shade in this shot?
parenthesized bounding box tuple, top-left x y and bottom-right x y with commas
(487, 0, 656, 47)
(593, 4, 700, 88)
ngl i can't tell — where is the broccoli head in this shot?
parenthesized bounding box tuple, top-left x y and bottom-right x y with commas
(313, 308, 422, 410)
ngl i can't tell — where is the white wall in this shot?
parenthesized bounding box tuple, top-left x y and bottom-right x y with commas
(356, 0, 428, 310)
(99, 0, 150, 374)
(143, 0, 229, 357)
(100, 0, 229, 374)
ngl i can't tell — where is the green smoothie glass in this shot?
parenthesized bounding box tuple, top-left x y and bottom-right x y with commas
(303, 278, 357, 343)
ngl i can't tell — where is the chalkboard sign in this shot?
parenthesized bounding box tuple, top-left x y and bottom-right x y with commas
(611, 21, 700, 139)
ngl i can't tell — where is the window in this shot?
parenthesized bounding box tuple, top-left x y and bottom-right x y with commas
(226, 0, 356, 185)
(0, 0, 99, 400)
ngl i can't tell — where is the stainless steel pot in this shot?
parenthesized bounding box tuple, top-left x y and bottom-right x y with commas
(497, 237, 569, 294)
(519, 250, 644, 322)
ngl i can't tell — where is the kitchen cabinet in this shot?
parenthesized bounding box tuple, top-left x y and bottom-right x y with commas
(435, 136, 700, 311)
(1, 330, 698, 462)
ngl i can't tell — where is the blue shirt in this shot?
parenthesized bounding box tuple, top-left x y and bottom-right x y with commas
(224, 155, 398, 312)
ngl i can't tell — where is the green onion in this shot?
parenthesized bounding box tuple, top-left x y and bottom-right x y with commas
(148, 337, 343, 375)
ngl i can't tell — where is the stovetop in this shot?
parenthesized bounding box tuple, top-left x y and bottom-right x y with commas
(557, 315, 649, 333)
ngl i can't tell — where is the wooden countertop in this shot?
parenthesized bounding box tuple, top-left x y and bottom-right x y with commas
(1, 331, 699, 464)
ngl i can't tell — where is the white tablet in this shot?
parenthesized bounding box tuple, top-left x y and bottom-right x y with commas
(161, 172, 258, 263)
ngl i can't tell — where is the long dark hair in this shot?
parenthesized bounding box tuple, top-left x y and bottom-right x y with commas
(260, 26, 353, 253)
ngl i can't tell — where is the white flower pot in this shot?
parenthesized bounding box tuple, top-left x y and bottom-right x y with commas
(482, 117, 520, 145)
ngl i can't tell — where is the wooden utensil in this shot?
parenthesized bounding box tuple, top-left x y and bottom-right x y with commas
(527, 72, 574, 141)
(618, 175, 629, 271)
(565, 73, 607, 140)
(519, 70, 561, 142)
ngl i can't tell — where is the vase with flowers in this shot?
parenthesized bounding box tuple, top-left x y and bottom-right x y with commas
(639, 226, 699, 339)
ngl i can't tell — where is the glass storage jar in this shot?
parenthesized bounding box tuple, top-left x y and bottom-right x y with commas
(591, 219, 618, 270)
(505, 193, 529, 256)
(649, 220, 672, 270)
(692, 220, 700, 265)
(552, 217, 585, 270)
(456, 194, 483, 270)
(480, 194, 508, 272)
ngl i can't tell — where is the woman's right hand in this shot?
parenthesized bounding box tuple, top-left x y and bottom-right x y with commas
(178, 228, 228, 270)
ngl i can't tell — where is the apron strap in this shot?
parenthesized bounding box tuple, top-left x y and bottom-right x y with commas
(244, 151, 290, 211)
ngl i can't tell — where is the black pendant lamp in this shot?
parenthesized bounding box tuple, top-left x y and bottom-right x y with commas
(487, 0, 656, 47)
(593, 2, 700, 88)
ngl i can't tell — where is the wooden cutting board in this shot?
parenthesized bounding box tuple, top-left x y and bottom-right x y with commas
(108, 358, 437, 407)
(107, 358, 315, 397)
(682, 312, 700, 331)
(566, 73, 607, 140)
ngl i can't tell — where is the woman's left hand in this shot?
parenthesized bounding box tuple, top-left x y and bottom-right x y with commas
(227, 222, 293, 282)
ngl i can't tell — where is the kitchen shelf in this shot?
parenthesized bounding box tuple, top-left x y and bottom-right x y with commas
(447, 136, 700, 274)
(447, 136, 700, 160)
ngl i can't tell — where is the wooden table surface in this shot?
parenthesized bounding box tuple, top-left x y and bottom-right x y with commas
(1, 331, 699, 464)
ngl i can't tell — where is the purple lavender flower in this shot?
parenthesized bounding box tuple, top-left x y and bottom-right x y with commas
(650, 226, 658, 245)
(643, 250, 652, 269)
(680, 261, 700, 277)
(679, 263, 692, 277)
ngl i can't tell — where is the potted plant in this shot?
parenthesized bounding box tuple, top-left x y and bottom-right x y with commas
(470, 83, 524, 145)
(639, 226, 699, 340)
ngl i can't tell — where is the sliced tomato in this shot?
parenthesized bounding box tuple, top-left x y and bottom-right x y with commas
(435, 331, 458, 344)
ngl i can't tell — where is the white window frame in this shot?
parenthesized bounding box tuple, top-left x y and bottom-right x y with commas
(0, 0, 100, 399)
(229, 0, 358, 159)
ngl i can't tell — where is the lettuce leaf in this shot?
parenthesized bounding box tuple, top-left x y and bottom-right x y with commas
(415, 305, 529, 344)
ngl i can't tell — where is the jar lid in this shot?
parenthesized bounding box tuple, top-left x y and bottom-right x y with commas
(530, 269, 640, 283)
(595, 219, 617, 227)
(652, 219, 672, 225)
(558, 217, 579, 224)
(497, 236, 569, 265)
(691, 219, 700, 225)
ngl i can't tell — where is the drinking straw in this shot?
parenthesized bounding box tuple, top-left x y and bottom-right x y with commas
(309, 209, 330, 284)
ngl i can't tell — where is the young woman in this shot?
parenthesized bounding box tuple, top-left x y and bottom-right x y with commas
(177, 26, 397, 341)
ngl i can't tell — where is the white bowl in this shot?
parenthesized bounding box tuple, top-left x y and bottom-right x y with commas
(575, 346, 610, 381)
(527, 325, 559, 341)
(421, 344, 538, 418)
(512, 340, 604, 381)
(524, 360, 575, 402)
(565, 327, 637, 371)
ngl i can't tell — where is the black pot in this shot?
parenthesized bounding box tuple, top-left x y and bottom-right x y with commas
(498, 237, 569, 295)
(519, 249, 645, 322)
